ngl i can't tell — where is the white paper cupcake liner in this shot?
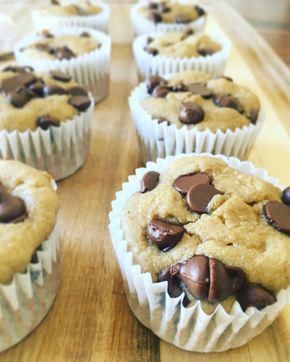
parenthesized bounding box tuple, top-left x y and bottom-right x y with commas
(131, 2, 206, 36)
(0, 96, 93, 181)
(14, 27, 111, 102)
(129, 82, 263, 162)
(108, 153, 290, 352)
(31, 2, 111, 33)
(133, 32, 231, 78)
(0, 214, 60, 352)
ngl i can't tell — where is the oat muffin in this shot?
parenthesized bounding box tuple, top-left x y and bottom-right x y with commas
(141, 71, 260, 132)
(122, 155, 290, 312)
(0, 160, 59, 352)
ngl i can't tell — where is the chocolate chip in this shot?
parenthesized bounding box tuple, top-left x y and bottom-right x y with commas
(198, 48, 215, 56)
(80, 31, 90, 37)
(50, 70, 72, 83)
(157, 118, 170, 125)
(237, 284, 276, 311)
(249, 109, 259, 124)
(36, 115, 60, 130)
(1, 73, 37, 94)
(35, 43, 51, 52)
(173, 172, 211, 195)
(44, 85, 68, 96)
(146, 75, 167, 94)
(187, 82, 213, 99)
(170, 83, 188, 92)
(179, 102, 205, 124)
(2, 65, 34, 73)
(29, 81, 45, 97)
(282, 187, 290, 205)
(152, 85, 170, 98)
(175, 15, 191, 24)
(158, 267, 183, 298)
(213, 94, 244, 114)
(0, 188, 27, 223)
(149, 11, 163, 23)
(140, 171, 160, 193)
(69, 95, 91, 112)
(145, 47, 159, 56)
(215, 75, 233, 82)
(195, 5, 206, 17)
(54, 46, 75, 60)
(186, 183, 222, 214)
(147, 36, 154, 45)
(149, 2, 158, 9)
(41, 29, 54, 38)
(8, 87, 35, 108)
(72, 4, 89, 15)
(146, 217, 184, 251)
(263, 201, 290, 234)
(68, 86, 88, 97)
(160, 5, 170, 13)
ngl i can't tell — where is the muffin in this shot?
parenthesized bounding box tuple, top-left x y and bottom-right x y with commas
(131, 1, 206, 36)
(0, 65, 93, 180)
(129, 70, 263, 161)
(0, 160, 59, 352)
(32, 0, 110, 33)
(133, 30, 230, 78)
(14, 27, 111, 102)
(109, 153, 290, 352)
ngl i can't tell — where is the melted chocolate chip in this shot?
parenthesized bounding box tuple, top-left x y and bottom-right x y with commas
(54, 46, 75, 60)
(152, 85, 170, 98)
(282, 187, 290, 205)
(215, 75, 233, 82)
(263, 201, 290, 234)
(2, 65, 34, 73)
(170, 83, 188, 92)
(147, 36, 154, 45)
(237, 284, 276, 311)
(1, 73, 37, 94)
(36, 115, 60, 130)
(149, 12, 163, 23)
(146, 217, 184, 251)
(146, 75, 167, 94)
(179, 102, 204, 124)
(195, 5, 206, 17)
(29, 81, 45, 97)
(68, 86, 88, 97)
(44, 85, 68, 96)
(50, 71, 72, 83)
(186, 183, 222, 214)
(145, 47, 159, 56)
(198, 48, 215, 56)
(175, 15, 191, 24)
(0, 186, 27, 223)
(249, 109, 259, 124)
(149, 2, 158, 10)
(80, 31, 90, 37)
(69, 95, 91, 112)
(173, 172, 211, 195)
(157, 118, 170, 125)
(158, 267, 183, 298)
(213, 94, 244, 114)
(8, 87, 35, 108)
(187, 82, 213, 99)
(41, 29, 54, 38)
(140, 171, 160, 193)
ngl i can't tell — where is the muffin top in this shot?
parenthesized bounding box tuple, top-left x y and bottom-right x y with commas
(122, 155, 290, 311)
(138, 1, 205, 24)
(140, 70, 260, 132)
(20, 31, 100, 61)
(0, 65, 92, 132)
(0, 160, 58, 284)
(38, 0, 102, 17)
(145, 31, 221, 58)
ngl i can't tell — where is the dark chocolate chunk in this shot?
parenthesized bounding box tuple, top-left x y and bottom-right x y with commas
(149, 11, 163, 23)
(179, 102, 205, 124)
(213, 94, 244, 114)
(173, 172, 211, 195)
(50, 70, 72, 83)
(1, 73, 37, 94)
(2, 65, 34, 73)
(54, 46, 75, 60)
(152, 85, 170, 98)
(0, 189, 27, 223)
(195, 5, 206, 17)
(282, 187, 290, 205)
(249, 109, 259, 124)
(80, 31, 90, 37)
(69, 95, 91, 112)
(29, 80, 45, 97)
(36, 115, 60, 130)
(43, 85, 68, 96)
(140, 171, 160, 193)
(158, 267, 183, 298)
(146, 217, 184, 251)
(186, 183, 222, 214)
(187, 82, 212, 99)
(8, 87, 35, 108)
(145, 47, 159, 56)
(263, 201, 290, 234)
(68, 86, 88, 97)
(237, 284, 276, 311)
(198, 48, 215, 56)
(146, 75, 167, 94)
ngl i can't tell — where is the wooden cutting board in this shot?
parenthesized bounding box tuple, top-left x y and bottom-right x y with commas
(0, 1, 289, 361)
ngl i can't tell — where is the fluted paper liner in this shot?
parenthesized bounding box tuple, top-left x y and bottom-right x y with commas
(31, 2, 111, 33)
(131, 2, 206, 36)
(133, 32, 231, 78)
(0, 199, 60, 353)
(129, 82, 263, 162)
(14, 27, 111, 102)
(0, 97, 93, 181)
(109, 153, 290, 352)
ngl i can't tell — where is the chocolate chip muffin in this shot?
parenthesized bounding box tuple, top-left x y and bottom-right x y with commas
(20, 31, 100, 61)
(141, 71, 260, 132)
(138, 1, 206, 25)
(122, 155, 290, 312)
(0, 65, 91, 132)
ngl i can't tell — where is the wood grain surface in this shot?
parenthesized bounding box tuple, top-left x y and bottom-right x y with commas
(0, 1, 290, 361)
